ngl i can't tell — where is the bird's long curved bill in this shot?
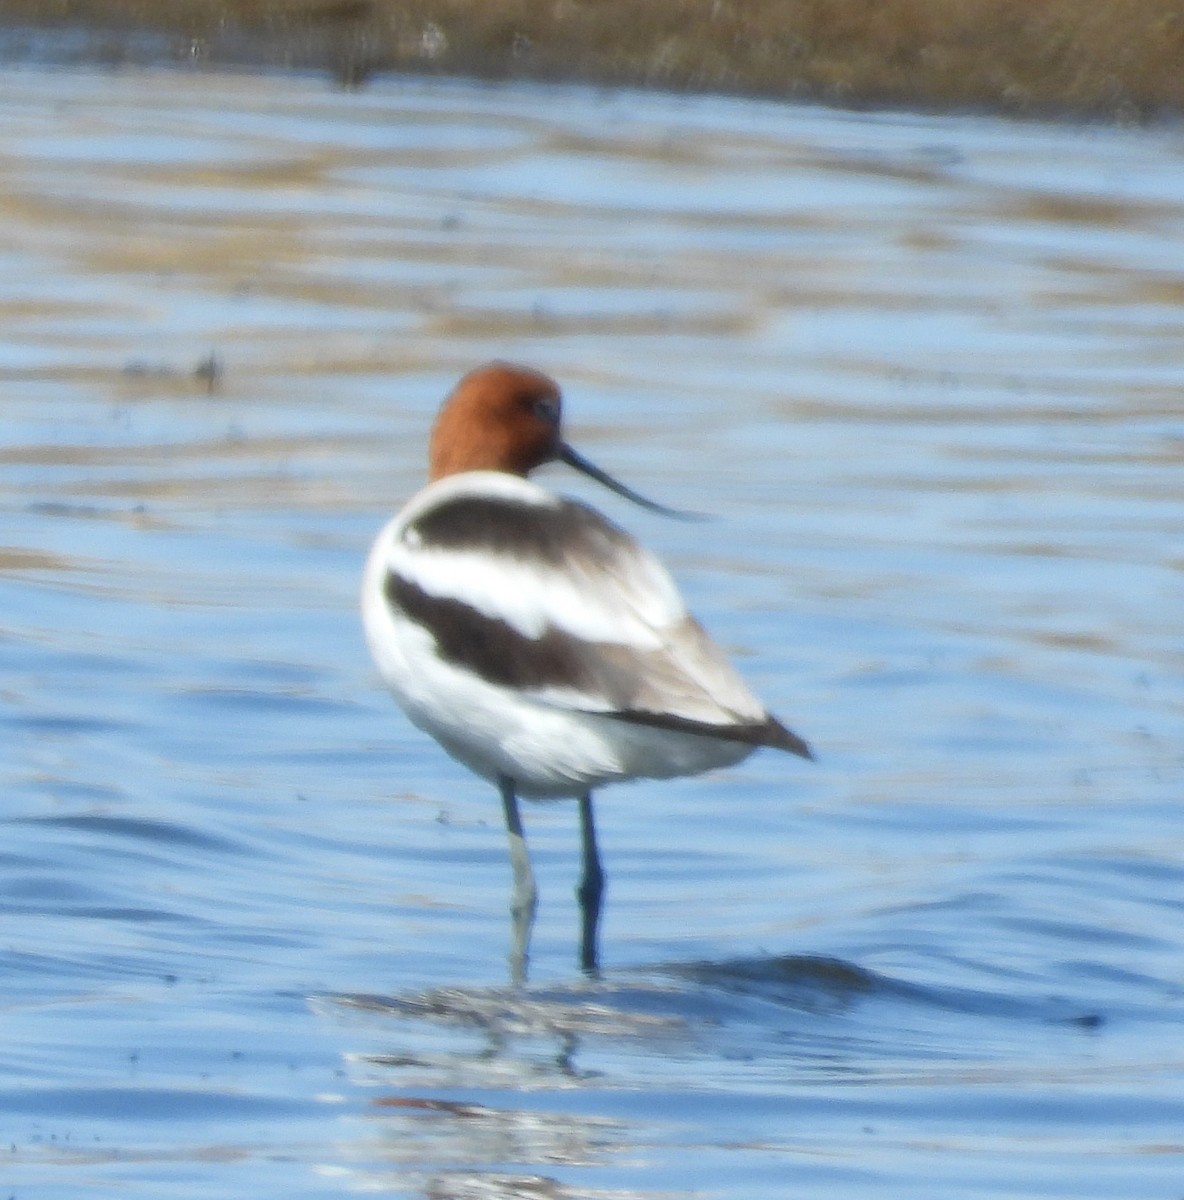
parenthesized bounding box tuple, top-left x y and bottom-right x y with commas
(559, 444, 704, 521)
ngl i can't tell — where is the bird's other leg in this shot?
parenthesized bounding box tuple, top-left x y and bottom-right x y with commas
(499, 776, 537, 986)
(577, 791, 605, 976)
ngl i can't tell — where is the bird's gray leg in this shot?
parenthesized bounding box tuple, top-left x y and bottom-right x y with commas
(577, 791, 605, 975)
(499, 776, 537, 986)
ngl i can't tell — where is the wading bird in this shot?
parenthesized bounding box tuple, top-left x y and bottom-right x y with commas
(362, 362, 811, 980)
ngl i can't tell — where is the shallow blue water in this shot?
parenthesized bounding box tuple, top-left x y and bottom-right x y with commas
(1, 63, 1182, 1198)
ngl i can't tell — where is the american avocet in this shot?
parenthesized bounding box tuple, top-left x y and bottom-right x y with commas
(362, 362, 811, 979)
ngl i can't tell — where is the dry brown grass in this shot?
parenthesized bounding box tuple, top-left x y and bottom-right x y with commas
(7, 0, 1184, 119)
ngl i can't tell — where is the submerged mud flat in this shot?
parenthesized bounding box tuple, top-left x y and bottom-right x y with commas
(1, 64, 1183, 1200)
(3, 0, 1184, 118)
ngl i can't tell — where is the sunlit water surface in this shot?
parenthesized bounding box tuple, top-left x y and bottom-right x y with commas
(2, 63, 1182, 1199)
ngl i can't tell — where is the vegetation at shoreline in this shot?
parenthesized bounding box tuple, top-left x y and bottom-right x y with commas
(6, 0, 1184, 119)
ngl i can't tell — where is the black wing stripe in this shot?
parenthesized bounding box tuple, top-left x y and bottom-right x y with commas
(605, 709, 814, 760)
(385, 571, 593, 693)
(385, 570, 813, 759)
(405, 494, 631, 568)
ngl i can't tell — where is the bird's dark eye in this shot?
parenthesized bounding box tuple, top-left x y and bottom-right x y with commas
(531, 395, 560, 425)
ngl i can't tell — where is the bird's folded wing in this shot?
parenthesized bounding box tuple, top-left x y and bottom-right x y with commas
(382, 490, 772, 730)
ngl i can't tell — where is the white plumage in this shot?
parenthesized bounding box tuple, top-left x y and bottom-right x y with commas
(362, 471, 773, 798)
